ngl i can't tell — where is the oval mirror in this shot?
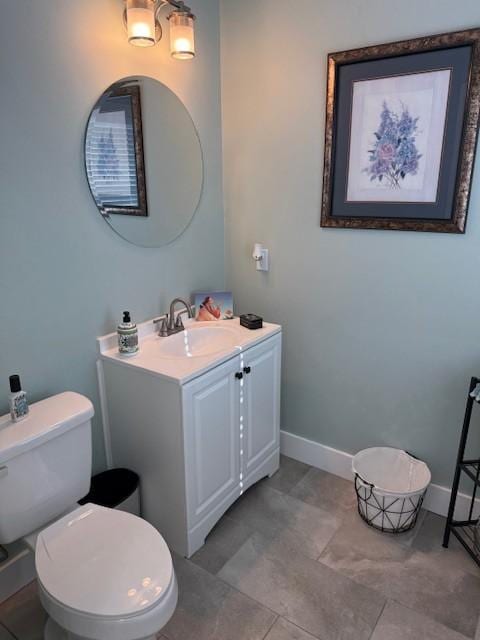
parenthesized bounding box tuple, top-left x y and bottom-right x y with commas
(85, 76, 203, 247)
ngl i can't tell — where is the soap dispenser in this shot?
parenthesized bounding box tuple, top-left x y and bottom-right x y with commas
(117, 311, 139, 356)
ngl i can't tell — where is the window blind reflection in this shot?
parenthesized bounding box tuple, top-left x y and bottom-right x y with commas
(86, 94, 139, 209)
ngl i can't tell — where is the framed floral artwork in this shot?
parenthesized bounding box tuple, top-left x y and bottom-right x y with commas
(320, 28, 480, 232)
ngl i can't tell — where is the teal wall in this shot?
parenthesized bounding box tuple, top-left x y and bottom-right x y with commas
(220, 0, 480, 486)
(3, 0, 480, 488)
(0, 0, 224, 471)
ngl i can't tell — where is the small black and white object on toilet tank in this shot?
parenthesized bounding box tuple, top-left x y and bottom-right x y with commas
(8, 374, 29, 422)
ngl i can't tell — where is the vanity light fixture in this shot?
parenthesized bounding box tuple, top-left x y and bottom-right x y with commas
(124, 0, 196, 58)
(168, 10, 195, 59)
(125, 0, 157, 46)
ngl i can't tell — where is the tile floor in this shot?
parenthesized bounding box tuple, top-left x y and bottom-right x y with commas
(1, 456, 480, 640)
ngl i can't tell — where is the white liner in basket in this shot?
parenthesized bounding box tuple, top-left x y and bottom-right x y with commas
(352, 447, 431, 532)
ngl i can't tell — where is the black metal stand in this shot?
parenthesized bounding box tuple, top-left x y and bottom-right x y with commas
(443, 376, 480, 566)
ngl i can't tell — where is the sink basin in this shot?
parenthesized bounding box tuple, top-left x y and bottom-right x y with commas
(156, 325, 239, 359)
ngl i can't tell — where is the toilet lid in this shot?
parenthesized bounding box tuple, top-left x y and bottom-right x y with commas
(35, 503, 174, 618)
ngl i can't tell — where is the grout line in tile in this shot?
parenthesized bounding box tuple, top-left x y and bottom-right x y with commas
(367, 598, 388, 640)
(386, 598, 474, 640)
(314, 525, 341, 563)
(183, 555, 282, 620)
(0, 621, 18, 640)
(284, 470, 315, 497)
(280, 615, 329, 640)
(200, 561, 284, 622)
(259, 613, 279, 640)
(228, 482, 347, 554)
(219, 525, 329, 575)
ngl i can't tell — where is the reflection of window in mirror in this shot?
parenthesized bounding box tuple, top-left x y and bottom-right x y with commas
(85, 76, 204, 247)
(86, 84, 148, 217)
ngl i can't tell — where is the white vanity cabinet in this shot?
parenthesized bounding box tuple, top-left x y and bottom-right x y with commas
(100, 328, 281, 557)
(242, 337, 281, 476)
(182, 356, 241, 532)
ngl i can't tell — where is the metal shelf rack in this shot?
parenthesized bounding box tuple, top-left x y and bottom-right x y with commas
(443, 376, 480, 566)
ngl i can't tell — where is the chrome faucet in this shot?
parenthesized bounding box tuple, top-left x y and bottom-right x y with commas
(154, 297, 194, 337)
(168, 297, 194, 331)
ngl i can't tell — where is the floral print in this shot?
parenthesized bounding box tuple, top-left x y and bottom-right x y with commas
(364, 101, 421, 188)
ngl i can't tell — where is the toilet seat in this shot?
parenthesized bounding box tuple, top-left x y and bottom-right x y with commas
(35, 504, 178, 640)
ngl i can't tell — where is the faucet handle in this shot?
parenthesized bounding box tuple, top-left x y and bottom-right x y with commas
(154, 316, 169, 337)
(175, 314, 185, 330)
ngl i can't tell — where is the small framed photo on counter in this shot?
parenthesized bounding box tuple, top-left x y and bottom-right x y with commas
(194, 292, 234, 321)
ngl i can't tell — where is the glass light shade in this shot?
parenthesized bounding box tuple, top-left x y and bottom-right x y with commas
(168, 11, 195, 59)
(126, 0, 156, 47)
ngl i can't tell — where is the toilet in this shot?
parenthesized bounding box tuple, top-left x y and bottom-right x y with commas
(0, 391, 178, 640)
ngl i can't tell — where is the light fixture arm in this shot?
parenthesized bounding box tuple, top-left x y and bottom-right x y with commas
(123, 0, 193, 28)
(161, 0, 193, 13)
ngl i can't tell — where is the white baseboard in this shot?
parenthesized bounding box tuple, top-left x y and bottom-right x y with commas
(280, 430, 478, 520)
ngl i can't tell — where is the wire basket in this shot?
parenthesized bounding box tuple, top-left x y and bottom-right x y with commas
(352, 447, 431, 534)
(354, 475, 426, 533)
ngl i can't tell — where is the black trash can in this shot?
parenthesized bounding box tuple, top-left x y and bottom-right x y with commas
(79, 468, 140, 516)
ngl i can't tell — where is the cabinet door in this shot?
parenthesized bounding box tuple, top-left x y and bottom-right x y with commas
(183, 356, 240, 526)
(242, 333, 281, 476)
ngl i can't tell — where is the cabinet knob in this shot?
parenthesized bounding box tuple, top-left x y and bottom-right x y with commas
(243, 366, 251, 374)
(235, 372, 243, 380)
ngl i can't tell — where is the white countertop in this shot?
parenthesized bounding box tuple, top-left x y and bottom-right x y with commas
(98, 318, 281, 385)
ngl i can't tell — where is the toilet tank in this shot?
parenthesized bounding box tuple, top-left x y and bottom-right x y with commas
(0, 392, 94, 544)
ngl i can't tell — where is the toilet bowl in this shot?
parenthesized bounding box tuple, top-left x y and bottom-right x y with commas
(35, 503, 178, 640)
(0, 392, 178, 640)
